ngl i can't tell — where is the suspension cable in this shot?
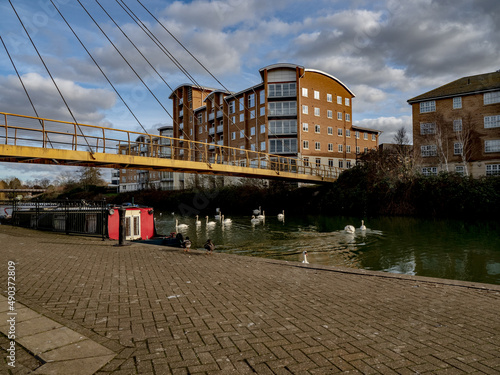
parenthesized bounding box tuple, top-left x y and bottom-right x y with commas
(8, 0, 95, 156)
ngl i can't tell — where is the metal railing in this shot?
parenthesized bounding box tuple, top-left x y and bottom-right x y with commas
(0, 112, 343, 181)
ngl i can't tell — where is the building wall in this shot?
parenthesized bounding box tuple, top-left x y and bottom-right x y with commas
(411, 90, 500, 176)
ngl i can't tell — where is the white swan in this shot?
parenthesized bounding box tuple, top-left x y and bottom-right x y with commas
(344, 225, 355, 234)
(215, 212, 222, 221)
(302, 250, 309, 264)
(195, 215, 201, 226)
(277, 210, 284, 221)
(257, 210, 265, 220)
(206, 216, 216, 228)
(250, 215, 260, 225)
(176, 219, 188, 231)
(222, 215, 232, 225)
(360, 220, 366, 231)
(253, 206, 261, 215)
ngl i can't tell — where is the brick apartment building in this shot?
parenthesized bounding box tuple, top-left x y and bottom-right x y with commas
(408, 71, 500, 177)
(117, 63, 381, 191)
(169, 63, 380, 185)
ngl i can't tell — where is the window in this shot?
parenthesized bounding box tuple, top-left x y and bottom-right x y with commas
(315, 142, 321, 151)
(260, 124, 266, 133)
(250, 110, 255, 119)
(484, 115, 500, 128)
(346, 113, 351, 122)
(338, 128, 343, 136)
(302, 105, 308, 114)
(302, 88, 308, 97)
(422, 167, 438, 176)
(337, 96, 342, 104)
(420, 100, 436, 113)
(484, 91, 500, 105)
(338, 144, 343, 152)
(314, 108, 320, 116)
(314, 90, 320, 100)
(328, 159, 334, 167)
(454, 142, 463, 155)
(346, 129, 351, 137)
(232, 116, 236, 124)
(269, 120, 297, 135)
(259, 90, 265, 104)
(421, 145, 437, 157)
(229, 101, 235, 114)
(327, 93, 332, 102)
(268, 83, 297, 98)
(199, 126, 203, 134)
(315, 125, 320, 133)
(240, 130, 244, 138)
(355, 131, 360, 139)
(197, 113, 203, 124)
(453, 119, 463, 132)
(269, 138, 298, 153)
(486, 164, 500, 176)
(356, 146, 360, 154)
(303, 140, 309, 149)
(248, 94, 255, 108)
(251, 144, 256, 151)
(453, 97, 462, 109)
(339, 160, 344, 168)
(269, 101, 297, 116)
(231, 132, 236, 140)
(372, 134, 376, 141)
(315, 158, 321, 167)
(250, 127, 255, 136)
(260, 107, 265, 116)
(239, 98, 244, 111)
(485, 140, 500, 153)
(304, 157, 309, 166)
(346, 160, 352, 168)
(345, 98, 350, 106)
(337, 112, 342, 120)
(239, 114, 244, 122)
(327, 110, 333, 119)
(260, 141, 266, 151)
(327, 127, 333, 135)
(455, 165, 465, 176)
(303, 123, 309, 132)
(328, 143, 333, 151)
(346, 145, 351, 153)
(364, 132, 368, 140)
(420, 122, 436, 135)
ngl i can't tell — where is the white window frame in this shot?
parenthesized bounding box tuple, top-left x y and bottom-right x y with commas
(315, 142, 321, 151)
(338, 144, 343, 152)
(454, 142, 463, 155)
(314, 90, 320, 100)
(303, 140, 309, 149)
(420, 122, 436, 135)
(484, 115, 500, 129)
(327, 126, 333, 135)
(453, 119, 463, 132)
(421, 144, 437, 157)
(328, 143, 333, 152)
(486, 164, 500, 176)
(484, 91, 500, 105)
(420, 100, 436, 113)
(485, 140, 500, 153)
(315, 124, 320, 133)
(337, 96, 342, 104)
(345, 98, 350, 106)
(327, 93, 332, 102)
(314, 107, 320, 116)
(453, 97, 462, 109)
(302, 88, 308, 97)
(337, 112, 342, 120)
(327, 110, 333, 119)
(302, 105, 308, 114)
(338, 128, 343, 136)
(422, 167, 438, 176)
(303, 123, 308, 132)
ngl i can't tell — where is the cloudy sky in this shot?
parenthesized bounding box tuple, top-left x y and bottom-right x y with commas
(0, 0, 499, 182)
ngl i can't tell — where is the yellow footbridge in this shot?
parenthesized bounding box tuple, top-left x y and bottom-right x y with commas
(0, 112, 341, 183)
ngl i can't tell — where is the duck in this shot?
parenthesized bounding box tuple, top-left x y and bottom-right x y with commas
(277, 210, 285, 221)
(344, 225, 355, 234)
(195, 215, 201, 226)
(222, 215, 232, 225)
(250, 215, 260, 225)
(176, 219, 188, 231)
(206, 216, 216, 228)
(360, 220, 366, 231)
(302, 250, 309, 264)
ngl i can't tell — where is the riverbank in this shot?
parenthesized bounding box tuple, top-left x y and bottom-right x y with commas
(0, 225, 499, 374)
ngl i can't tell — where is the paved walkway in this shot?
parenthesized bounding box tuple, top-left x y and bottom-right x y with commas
(0, 225, 499, 374)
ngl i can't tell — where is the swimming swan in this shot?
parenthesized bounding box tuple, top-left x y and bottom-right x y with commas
(302, 250, 309, 264)
(277, 210, 285, 221)
(360, 220, 366, 231)
(176, 219, 188, 230)
(206, 216, 216, 228)
(344, 225, 355, 234)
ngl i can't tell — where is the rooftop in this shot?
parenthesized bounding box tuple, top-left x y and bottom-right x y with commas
(408, 71, 500, 103)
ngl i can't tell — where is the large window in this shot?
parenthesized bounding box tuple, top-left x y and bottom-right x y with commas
(453, 97, 462, 109)
(421, 145, 437, 157)
(420, 122, 436, 135)
(420, 100, 436, 113)
(454, 142, 463, 155)
(269, 120, 297, 135)
(484, 115, 500, 129)
(228, 101, 235, 114)
(269, 138, 298, 154)
(248, 94, 255, 108)
(422, 167, 437, 176)
(484, 91, 500, 105)
(269, 101, 297, 116)
(485, 140, 500, 153)
(268, 83, 297, 98)
(486, 164, 500, 176)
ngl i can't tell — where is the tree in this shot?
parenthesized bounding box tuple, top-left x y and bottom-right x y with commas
(78, 167, 105, 189)
(454, 112, 475, 176)
(392, 126, 416, 181)
(432, 113, 451, 172)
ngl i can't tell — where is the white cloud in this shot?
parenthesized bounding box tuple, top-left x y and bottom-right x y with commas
(355, 115, 412, 144)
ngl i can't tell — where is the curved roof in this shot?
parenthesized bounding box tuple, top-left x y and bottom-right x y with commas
(259, 63, 355, 97)
(168, 83, 218, 99)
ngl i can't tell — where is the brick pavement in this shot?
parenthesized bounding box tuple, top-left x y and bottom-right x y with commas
(0, 225, 499, 374)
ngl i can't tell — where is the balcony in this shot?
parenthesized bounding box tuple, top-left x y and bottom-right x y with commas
(179, 109, 183, 117)
(216, 125, 224, 133)
(216, 110, 223, 118)
(208, 112, 215, 121)
(217, 140, 224, 146)
(208, 142, 215, 150)
(209, 127, 215, 135)
(179, 98, 183, 106)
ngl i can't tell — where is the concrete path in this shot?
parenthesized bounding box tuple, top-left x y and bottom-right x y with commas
(0, 225, 499, 374)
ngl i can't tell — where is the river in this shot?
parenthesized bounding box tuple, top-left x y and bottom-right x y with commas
(154, 213, 500, 286)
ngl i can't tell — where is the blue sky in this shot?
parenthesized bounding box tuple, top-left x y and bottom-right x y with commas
(0, 0, 499, 182)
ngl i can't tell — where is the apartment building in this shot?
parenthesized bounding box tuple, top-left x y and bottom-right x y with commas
(169, 63, 380, 180)
(408, 71, 500, 177)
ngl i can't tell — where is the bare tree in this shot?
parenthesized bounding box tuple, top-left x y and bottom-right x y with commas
(433, 114, 451, 172)
(454, 112, 474, 176)
(392, 126, 415, 181)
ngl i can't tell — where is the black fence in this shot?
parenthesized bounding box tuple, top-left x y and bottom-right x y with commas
(11, 199, 108, 239)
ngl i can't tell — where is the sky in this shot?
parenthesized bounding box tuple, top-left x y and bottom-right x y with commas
(0, 0, 499, 182)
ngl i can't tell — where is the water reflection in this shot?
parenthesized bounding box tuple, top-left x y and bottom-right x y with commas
(154, 213, 500, 285)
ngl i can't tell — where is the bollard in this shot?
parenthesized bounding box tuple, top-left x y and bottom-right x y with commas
(118, 207, 126, 246)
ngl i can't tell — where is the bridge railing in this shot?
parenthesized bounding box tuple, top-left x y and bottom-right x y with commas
(0, 112, 342, 180)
